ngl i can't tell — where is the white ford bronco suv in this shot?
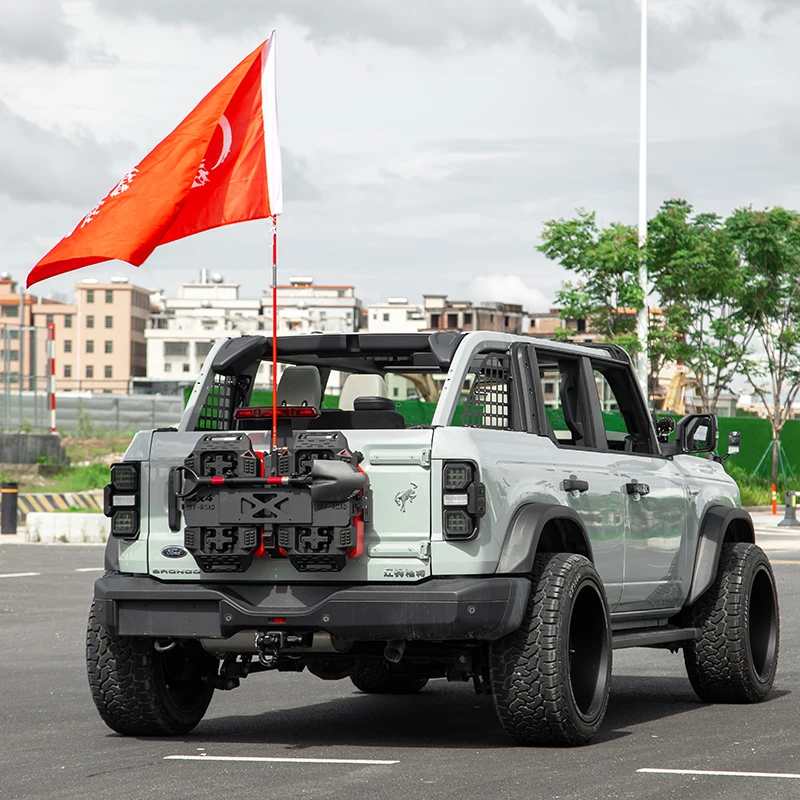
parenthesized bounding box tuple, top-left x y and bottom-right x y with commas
(87, 332, 779, 746)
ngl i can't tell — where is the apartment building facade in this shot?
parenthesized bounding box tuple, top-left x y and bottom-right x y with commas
(423, 294, 527, 334)
(30, 278, 150, 393)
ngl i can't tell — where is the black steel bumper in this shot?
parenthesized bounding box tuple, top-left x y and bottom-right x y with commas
(93, 574, 531, 642)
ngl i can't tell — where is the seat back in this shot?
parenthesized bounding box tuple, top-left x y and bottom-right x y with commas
(277, 366, 322, 408)
(339, 374, 388, 411)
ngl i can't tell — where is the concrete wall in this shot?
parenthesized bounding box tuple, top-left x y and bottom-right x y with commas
(26, 511, 108, 543)
(0, 433, 69, 465)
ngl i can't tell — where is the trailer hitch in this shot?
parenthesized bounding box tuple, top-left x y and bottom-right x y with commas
(254, 631, 312, 667)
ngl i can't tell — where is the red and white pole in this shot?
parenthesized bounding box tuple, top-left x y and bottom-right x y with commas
(271, 214, 278, 452)
(47, 322, 56, 434)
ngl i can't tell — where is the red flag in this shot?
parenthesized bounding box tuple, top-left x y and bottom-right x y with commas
(27, 34, 282, 288)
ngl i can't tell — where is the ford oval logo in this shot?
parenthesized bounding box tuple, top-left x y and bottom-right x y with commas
(161, 546, 188, 559)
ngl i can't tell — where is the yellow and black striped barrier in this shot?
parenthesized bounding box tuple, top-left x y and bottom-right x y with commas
(17, 491, 103, 517)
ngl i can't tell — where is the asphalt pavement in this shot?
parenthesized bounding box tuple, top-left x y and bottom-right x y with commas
(1, 530, 800, 800)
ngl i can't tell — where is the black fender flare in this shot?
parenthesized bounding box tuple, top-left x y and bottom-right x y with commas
(495, 503, 593, 574)
(103, 537, 120, 573)
(687, 505, 755, 605)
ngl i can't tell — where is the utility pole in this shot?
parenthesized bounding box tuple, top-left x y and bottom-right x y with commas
(636, 0, 650, 402)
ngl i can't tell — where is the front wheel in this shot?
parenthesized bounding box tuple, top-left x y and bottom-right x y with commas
(683, 543, 779, 703)
(490, 553, 612, 746)
(86, 600, 217, 736)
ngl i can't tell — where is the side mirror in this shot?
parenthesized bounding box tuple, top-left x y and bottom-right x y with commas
(662, 413, 718, 456)
(678, 413, 718, 454)
(727, 431, 741, 458)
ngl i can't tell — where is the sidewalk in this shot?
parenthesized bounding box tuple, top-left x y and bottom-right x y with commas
(0, 526, 28, 544)
(748, 509, 800, 554)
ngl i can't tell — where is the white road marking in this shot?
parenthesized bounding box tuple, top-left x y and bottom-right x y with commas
(165, 755, 399, 766)
(639, 768, 800, 780)
(0, 572, 40, 579)
(75, 567, 105, 572)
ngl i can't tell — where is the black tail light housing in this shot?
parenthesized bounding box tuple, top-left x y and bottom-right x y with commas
(103, 462, 141, 539)
(442, 461, 486, 541)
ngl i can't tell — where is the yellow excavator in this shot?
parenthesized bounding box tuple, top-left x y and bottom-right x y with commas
(663, 364, 693, 414)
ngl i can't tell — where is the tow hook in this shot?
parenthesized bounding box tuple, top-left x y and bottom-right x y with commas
(254, 631, 312, 667)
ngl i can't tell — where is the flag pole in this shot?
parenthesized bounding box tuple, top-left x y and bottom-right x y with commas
(636, 0, 650, 404)
(271, 214, 278, 452)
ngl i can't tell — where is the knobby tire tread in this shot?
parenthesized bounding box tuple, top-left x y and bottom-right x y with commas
(86, 600, 213, 736)
(490, 552, 611, 747)
(683, 542, 779, 703)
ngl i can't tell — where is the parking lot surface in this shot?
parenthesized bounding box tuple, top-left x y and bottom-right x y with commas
(1, 536, 799, 800)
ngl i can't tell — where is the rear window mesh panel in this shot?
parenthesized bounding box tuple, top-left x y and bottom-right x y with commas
(461, 353, 512, 429)
(196, 374, 245, 431)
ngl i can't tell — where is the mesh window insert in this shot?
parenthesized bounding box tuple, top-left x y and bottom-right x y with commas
(196, 374, 244, 431)
(461, 353, 512, 429)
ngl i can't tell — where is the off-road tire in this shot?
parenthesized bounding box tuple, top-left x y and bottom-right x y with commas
(350, 662, 429, 694)
(683, 543, 779, 703)
(490, 553, 612, 746)
(86, 600, 216, 735)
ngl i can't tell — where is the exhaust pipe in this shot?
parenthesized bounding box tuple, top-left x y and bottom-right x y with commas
(383, 640, 406, 663)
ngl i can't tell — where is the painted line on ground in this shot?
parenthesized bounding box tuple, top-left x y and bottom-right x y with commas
(75, 567, 105, 572)
(164, 755, 399, 766)
(639, 768, 800, 780)
(0, 572, 40, 579)
(769, 560, 800, 565)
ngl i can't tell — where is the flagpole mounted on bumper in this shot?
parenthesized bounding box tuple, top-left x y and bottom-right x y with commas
(261, 31, 283, 452)
(271, 214, 279, 451)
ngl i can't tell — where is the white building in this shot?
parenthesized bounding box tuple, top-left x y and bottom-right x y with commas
(366, 297, 427, 401)
(146, 271, 263, 383)
(366, 297, 426, 334)
(144, 273, 362, 394)
(268, 277, 361, 336)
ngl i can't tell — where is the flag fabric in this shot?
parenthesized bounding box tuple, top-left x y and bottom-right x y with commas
(27, 33, 282, 288)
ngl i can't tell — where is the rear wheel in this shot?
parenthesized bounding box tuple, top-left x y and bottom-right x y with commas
(683, 543, 779, 703)
(490, 553, 612, 746)
(86, 600, 216, 736)
(350, 661, 429, 694)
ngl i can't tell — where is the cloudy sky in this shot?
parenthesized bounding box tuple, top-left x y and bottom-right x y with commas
(2, 0, 800, 310)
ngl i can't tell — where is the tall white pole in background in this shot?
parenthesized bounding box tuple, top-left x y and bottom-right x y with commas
(636, 0, 650, 402)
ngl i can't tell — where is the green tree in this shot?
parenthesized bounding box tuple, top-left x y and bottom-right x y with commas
(538, 210, 644, 355)
(727, 206, 800, 486)
(648, 199, 758, 414)
(538, 209, 674, 395)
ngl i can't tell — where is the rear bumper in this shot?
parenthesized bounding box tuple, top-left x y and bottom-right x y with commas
(93, 574, 531, 642)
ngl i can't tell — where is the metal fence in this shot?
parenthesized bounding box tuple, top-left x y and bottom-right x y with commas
(0, 392, 184, 435)
(0, 325, 54, 433)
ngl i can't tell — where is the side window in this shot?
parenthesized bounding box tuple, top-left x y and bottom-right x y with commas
(537, 356, 588, 447)
(592, 363, 654, 454)
(457, 352, 515, 430)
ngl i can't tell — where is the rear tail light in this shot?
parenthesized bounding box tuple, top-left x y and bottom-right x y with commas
(442, 461, 486, 541)
(104, 462, 141, 539)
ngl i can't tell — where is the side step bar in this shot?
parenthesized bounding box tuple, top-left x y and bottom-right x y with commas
(611, 626, 701, 650)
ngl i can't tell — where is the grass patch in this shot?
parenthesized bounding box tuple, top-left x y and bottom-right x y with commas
(725, 464, 790, 506)
(52, 505, 102, 514)
(62, 434, 134, 465)
(27, 463, 108, 494)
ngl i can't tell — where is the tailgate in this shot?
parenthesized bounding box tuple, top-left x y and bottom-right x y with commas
(146, 428, 433, 583)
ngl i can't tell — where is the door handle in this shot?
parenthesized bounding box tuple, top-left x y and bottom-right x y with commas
(562, 477, 589, 494)
(626, 482, 650, 496)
